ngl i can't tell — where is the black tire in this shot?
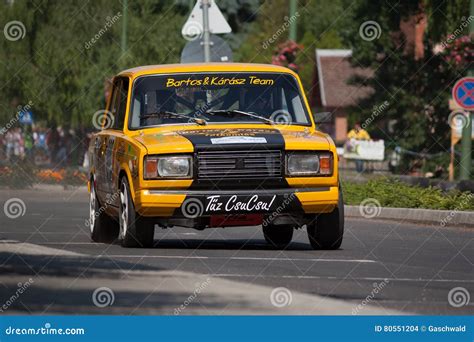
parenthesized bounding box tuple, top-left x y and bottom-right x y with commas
(263, 224, 293, 249)
(307, 189, 344, 250)
(89, 180, 119, 243)
(119, 177, 155, 248)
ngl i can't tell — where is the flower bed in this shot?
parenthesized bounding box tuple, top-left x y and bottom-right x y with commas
(0, 165, 88, 188)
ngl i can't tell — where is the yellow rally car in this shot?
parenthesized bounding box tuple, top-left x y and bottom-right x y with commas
(88, 63, 344, 249)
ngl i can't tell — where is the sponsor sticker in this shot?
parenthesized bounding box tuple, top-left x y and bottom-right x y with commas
(206, 194, 277, 213)
(210, 136, 267, 144)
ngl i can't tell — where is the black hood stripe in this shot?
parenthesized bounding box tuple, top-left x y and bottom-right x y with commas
(177, 128, 286, 151)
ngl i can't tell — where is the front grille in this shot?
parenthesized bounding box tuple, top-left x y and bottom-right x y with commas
(197, 150, 282, 180)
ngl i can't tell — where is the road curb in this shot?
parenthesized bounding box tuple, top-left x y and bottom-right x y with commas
(345, 205, 474, 228)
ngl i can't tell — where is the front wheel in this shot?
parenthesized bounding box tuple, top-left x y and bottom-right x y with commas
(89, 180, 119, 243)
(263, 224, 293, 249)
(307, 189, 344, 250)
(119, 177, 155, 248)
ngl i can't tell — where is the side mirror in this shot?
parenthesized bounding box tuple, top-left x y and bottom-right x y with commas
(313, 111, 333, 124)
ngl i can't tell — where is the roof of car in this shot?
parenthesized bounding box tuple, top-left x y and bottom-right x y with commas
(118, 63, 298, 78)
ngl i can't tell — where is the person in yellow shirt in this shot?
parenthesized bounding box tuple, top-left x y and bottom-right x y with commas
(347, 123, 371, 173)
(347, 123, 370, 140)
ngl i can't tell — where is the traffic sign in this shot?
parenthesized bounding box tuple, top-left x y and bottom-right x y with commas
(19, 110, 34, 125)
(452, 77, 474, 110)
(182, 0, 231, 39)
(181, 34, 233, 63)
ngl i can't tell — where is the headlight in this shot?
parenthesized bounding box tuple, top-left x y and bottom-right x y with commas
(286, 152, 332, 176)
(144, 155, 192, 179)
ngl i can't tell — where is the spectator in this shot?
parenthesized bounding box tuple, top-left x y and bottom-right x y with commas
(23, 126, 34, 161)
(347, 122, 370, 140)
(46, 123, 60, 164)
(347, 123, 371, 173)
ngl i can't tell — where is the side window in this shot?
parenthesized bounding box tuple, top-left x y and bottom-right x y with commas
(106, 82, 120, 129)
(115, 78, 129, 130)
(109, 78, 129, 130)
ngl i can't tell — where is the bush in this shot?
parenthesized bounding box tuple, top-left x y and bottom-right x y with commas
(343, 179, 474, 211)
(0, 166, 88, 189)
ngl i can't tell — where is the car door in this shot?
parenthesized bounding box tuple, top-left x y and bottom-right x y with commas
(103, 77, 130, 207)
(95, 79, 120, 203)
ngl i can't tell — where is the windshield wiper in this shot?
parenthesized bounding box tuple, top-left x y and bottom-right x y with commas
(141, 111, 207, 125)
(205, 109, 274, 125)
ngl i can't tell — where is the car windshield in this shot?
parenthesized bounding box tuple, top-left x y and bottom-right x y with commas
(129, 73, 311, 128)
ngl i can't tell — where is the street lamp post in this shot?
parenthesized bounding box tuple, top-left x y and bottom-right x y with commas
(460, 0, 473, 180)
(121, 0, 128, 54)
(289, 0, 297, 41)
(202, 0, 211, 63)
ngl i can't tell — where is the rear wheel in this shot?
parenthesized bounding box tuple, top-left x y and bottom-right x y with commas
(119, 177, 155, 248)
(307, 189, 344, 250)
(89, 180, 119, 243)
(263, 224, 293, 249)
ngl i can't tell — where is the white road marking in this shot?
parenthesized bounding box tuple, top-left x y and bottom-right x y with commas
(22, 216, 84, 221)
(40, 242, 98, 244)
(212, 274, 474, 283)
(2, 232, 84, 234)
(100, 255, 377, 263)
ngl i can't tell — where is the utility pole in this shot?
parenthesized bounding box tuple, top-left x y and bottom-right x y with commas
(202, 0, 211, 62)
(460, 0, 473, 180)
(121, 0, 128, 54)
(289, 0, 297, 41)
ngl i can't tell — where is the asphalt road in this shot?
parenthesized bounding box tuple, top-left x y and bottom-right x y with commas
(0, 187, 473, 314)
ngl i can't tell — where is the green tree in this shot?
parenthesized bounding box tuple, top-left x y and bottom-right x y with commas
(343, 0, 470, 171)
(235, 0, 351, 93)
(0, 0, 186, 127)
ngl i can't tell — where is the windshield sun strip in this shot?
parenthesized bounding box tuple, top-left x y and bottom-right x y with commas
(127, 72, 312, 130)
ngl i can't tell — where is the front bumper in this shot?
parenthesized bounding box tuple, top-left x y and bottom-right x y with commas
(134, 187, 339, 217)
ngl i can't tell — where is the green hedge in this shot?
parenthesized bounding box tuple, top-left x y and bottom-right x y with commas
(343, 179, 474, 211)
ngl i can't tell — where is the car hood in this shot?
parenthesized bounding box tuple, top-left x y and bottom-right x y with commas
(131, 126, 331, 154)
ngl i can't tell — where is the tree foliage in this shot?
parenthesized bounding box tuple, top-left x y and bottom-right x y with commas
(0, 0, 186, 127)
(0, 0, 471, 154)
(343, 0, 470, 166)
